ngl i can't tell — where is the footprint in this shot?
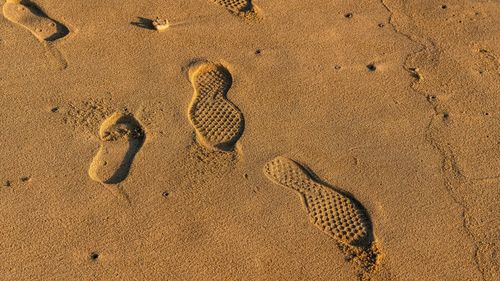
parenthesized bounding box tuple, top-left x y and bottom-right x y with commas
(88, 112, 145, 185)
(264, 156, 372, 247)
(264, 156, 382, 276)
(2, 0, 69, 42)
(209, 0, 258, 18)
(187, 61, 244, 151)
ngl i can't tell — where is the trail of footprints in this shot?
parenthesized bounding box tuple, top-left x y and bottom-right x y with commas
(4, 0, 383, 277)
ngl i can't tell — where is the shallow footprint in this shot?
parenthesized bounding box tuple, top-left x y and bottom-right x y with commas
(209, 0, 258, 18)
(89, 112, 145, 185)
(187, 61, 244, 151)
(2, 0, 69, 42)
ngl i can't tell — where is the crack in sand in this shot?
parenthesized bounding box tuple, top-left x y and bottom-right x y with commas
(380, 1, 487, 279)
(425, 118, 489, 280)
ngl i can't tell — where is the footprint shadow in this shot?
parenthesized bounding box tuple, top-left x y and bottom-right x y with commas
(105, 136, 144, 184)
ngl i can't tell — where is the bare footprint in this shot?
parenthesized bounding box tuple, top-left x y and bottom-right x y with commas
(264, 156, 381, 276)
(2, 0, 69, 42)
(88, 112, 145, 185)
(187, 61, 244, 151)
(209, 0, 258, 18)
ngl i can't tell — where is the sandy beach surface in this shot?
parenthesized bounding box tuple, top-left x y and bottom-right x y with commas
(0, 0, 499, 280)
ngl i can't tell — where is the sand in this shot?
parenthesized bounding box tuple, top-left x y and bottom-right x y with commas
(0, 0, 498, 280)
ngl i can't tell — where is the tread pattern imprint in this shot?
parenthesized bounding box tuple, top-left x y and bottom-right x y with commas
(264, 156, 382, 278)
(188, 62, 243, 151)
(210, 0, 258, 19)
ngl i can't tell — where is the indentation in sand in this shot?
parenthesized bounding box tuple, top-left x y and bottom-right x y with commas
(264, 156, 382, 277)
(2, 0, 70, 69)
(2, 0, 69, 42)
(209, 0, 258, 18)
(88, 112, 145, 185)
(187, 61, 244, 151)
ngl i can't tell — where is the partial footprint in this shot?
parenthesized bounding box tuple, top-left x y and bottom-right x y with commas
(264, 156, 381, 277)
(187, 61, 244, 151)
(89, 112, 145, 184)
(2, 0, 69, 42)
(209, 0, 258, 18)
